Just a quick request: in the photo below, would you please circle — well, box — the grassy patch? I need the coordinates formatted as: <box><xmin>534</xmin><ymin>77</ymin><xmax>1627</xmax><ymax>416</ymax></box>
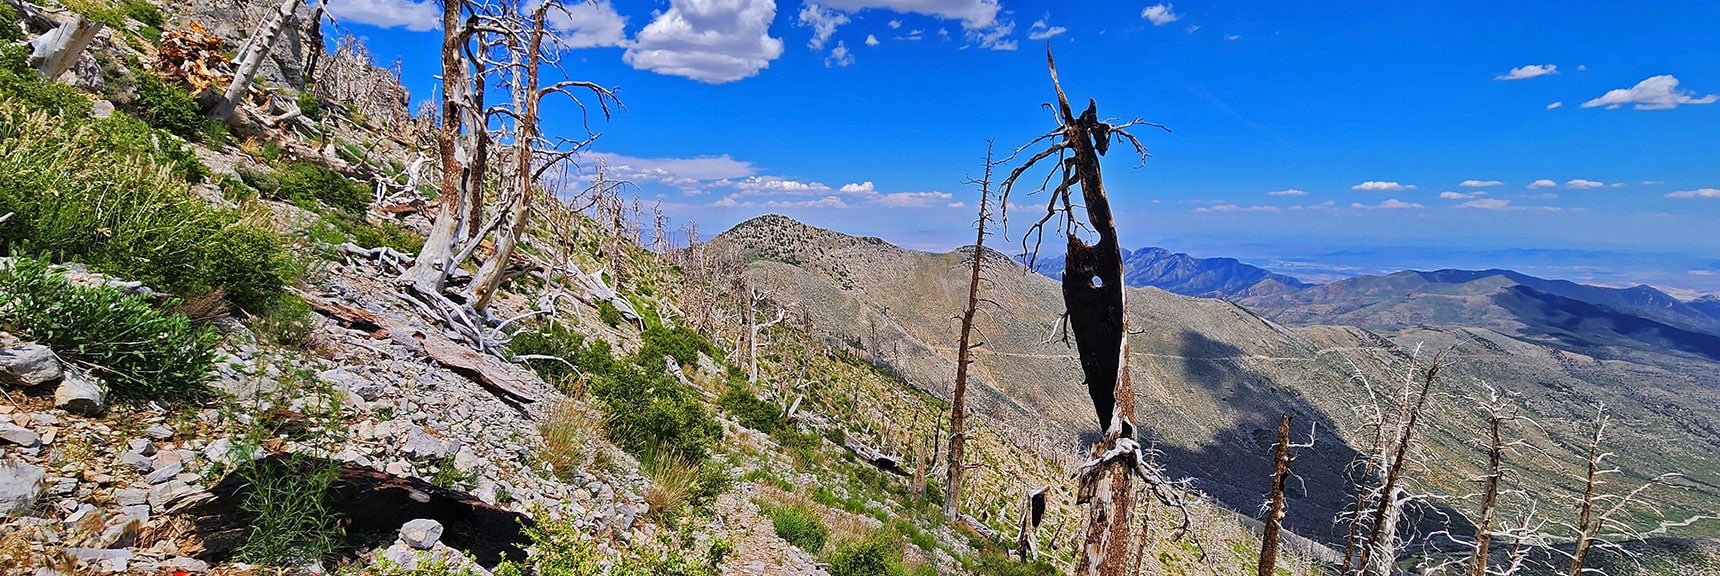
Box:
<box><xmin>767</xmin><ymin>504</ymin><xmax>830</xmax><ymax>553</ymax></box>
<box><xmin>643</xmin><ymin>452</ymin><xmax>699</xmax><ymax>522</ymax></box>
<box><xmin>0</xmin><ymin>257</ymin><xmax>218</xmax><ymax>400</ymax></box>
<box><xmin>232</xmin><ymin>455</ymin><xmax>343</xmax><ymax>566</ymax></box>
<box><xmin>536</xmin><ymin>400</ymin><xmax>604</xmax><ymax>481</ymax></box>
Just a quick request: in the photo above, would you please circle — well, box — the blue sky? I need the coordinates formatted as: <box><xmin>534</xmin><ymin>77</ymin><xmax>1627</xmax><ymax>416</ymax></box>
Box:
<box><xmin>326</xmin><ymin>0</ymin><xmax>1720</xmax><ymax>292</ymax></box>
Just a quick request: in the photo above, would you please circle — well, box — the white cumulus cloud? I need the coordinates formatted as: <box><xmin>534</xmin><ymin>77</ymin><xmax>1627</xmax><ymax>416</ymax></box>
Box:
<box><xmin>1582</xmin><ymin>75</ymin><xmax>1719</xmax><ymax>110</ymax></box>
<box><xmin>1667</xmin><ymin>188</ymin><xmax>1720</xmax><ymax>199</ymax></box>
<box><xmin>1440</xmin><ymin>191</ymin><xmax>1484</xmax><ymax>200</ymax></box>
<box><xmin>624</xmin><ymin>0</ymin><xmax>785</xmax><ymax>84</ymax></box>
<box><xmin>1267</xmin><ymin>189</ymin><xmax>1307</xmax><ymax>196</ymax></box>
<box><xmin>325</xmin><ymin>0</ymin><xmax>440</xmax><ymax>32</ymax></box>
<box><xmin>1351</xmin><ymin>181</ymin><xmax>1416</xmax><ymax>192</ymax></box>
<box><xmin>546</xmin><ymin>0</ymin><xmax>628</xmax><ymax>48</ymax></box>
<box><xmin>1496</xmin><ymin>64</ymin><xmax>1557</xmax><ymax>81</ymax></box>
<box><xmin>865</xmin><ymin>34</ymin><xmax>880</xmax><ymax>46</ymax></box>
<box><xmin>1527</xmin><ymin>179</ymin><xmax>1558</xmax><ymax>189</ymax></box>
<box><xmin>1140</xmin><ymin>3</ymin><xmax>1179</xmax><ymax>25</ymax></box>
<box><xmin>768</xmin><ymin>196</ymin><xmax>851</xmax><ymax>209</ymax></box>
<box><xmin>1564</xmin><ymin>179</ymin><xmax>1605</xmax><ymax>189</ymax></box>
<box><xmin>1195</xmin><ymin>204</ymin><xmax>1282</xmax><ymax>213</ymax></box>
<box><xmin>1460</xmin><ymin>180</ymin><xmax>1503</xmax><ymax>188</ymax></box>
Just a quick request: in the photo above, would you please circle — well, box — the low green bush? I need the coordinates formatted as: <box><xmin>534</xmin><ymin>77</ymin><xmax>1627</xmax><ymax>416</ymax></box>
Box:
<box><xmin>597</xmin><ymin>299</ymin><xmax>623</xmax><ymax>327</ymax></box>
<box><xmin>718</xmin><ymin>382</ymin><xmax>786</xmax><ymax>435</ymax></box>
<box><xmin>0</xmin><ymin>257</ymin><xmax>218</xmax><ymax>399</ymax></box>
<box><xmin>635</xmin><ymin>325</ymin><xmax>718</xmax><ymax>369</ymax></box>
<box><xmin>824</xmin><ymin>533</ymin><xmax>898</xmax><ymax>576</ymax></box>
<box><xmin>121</xmin><ymin>0</ymin><xmax>163</xmax><ymax>29</ymax></box>
<box><xmin>133</xmin><ymin>69</ymin><xmax>205</xmax><ymax>142</ymax></box>
<box><xmin>590</xmin><ymin>365</ymin><xmax>722</xmax><ymax>464</ymax></box>
<box><xmin>0</xmin><ymin>4</ymin><xmax>23</xmax><ymax>42</ymax></box>
<box><xmin>768</xmin><ymin>505</ymin><xmax>829</xmax><ymax>553</ymax></box>
<box><xmin>970</xmin><ymin>552</ymin><xmax>1061</xmax><ymax>576</ymax></box>
<box><xmin>297</xmin><ymin>90</ymin><xmax>323</xmax><ymax>122</ymax></box>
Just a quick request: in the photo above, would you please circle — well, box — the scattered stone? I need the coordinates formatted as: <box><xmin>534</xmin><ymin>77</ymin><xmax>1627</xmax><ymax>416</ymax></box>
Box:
<box><xmin>118</xmin><ymin>451</ymin><xmax>153</xmax><ymax>474</ymax></box>
<box><xmin>127</xmin><ymin>438</ymin><xmax>156</xmax><ymax>456</ymax></box>
<box><xmin>142</xmin><ymin>425</ymin><xmax>174</xmax><ymax>440</ymax></box>
<box><xmin>147</xmin><ymin>480</ymin><xmax>212</xmax><ymax>514</ymax></box>
<box><xmin>403</xmin><ymin>427</ymin><xmax>461</xmax><ymax>460</ymax></box>
<box><xmin>160</xmin><ymin>557</ymin><xmax>209</xmax><ymax>573</ymax></box>
<box><xmin>67</xmin><ymin>548</ymin><xmax>130</xmax><ymax>573</ymax></box>
<box><xmin>144</xmin><ymin>462</ymin><xmax>183</xmax><ymax>485</ymax></box>
<box><xmin>30</xmin><ymin>413</ymin><xmax>60</xmax><ymax>426</ymax></box>
<box><xmin>399</xmin><ymin>518</ymin><xmax>444</xmax><ymax>550</ymax></box>
<box><xmin>0</xmin><ymin>423</ymin><xmax>40</xmax><ymax>447</ymax></box>
<box><xmin>54</xmin><ymin>369</ymin><xmax>106</xmax><ymax>415</ymax></box>
<box><xmin>0</xmin><ymin>461</ymin><xmax>47</xmax><ymax>515</ymax></box>
<box><xmin>204</xmin><ymin>438</ymin><xmax>235</xmax><ymax>465</ymax></box>
<box><xmin>0</xmin><ymin>344</ymin><xmax>62</xmax><ymax>388</ymax></box>
<box><xmin>90</xmin><ymin>99</ymin><xmax>115</xmax><ymax>119</ymax></box>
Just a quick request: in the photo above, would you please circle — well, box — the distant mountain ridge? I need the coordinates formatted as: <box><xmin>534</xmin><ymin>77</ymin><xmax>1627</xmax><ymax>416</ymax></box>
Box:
<box><xmin>1024</xmin><ymin>247</ymin><xmax>1311</xmax><ymax>298</ymax></box>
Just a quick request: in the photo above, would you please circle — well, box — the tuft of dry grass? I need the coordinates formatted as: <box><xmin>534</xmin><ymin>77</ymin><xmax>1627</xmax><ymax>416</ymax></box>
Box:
<box><xmin>537</xmin><ymin>400</ymin><xmax>603</xmax><ymax>481</ymax></box>
<box><xmin>643</xmin><ymin>452</ymin><xmax>699</xmax><ymax>520</ymax></box>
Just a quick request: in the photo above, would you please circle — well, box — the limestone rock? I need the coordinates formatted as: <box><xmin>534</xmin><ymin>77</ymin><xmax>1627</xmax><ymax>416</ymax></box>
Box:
<box><xmin>54</xmin><ymin>369</ymin><xmax>105</xmax><ymax>415</ymax></box>
<box><xmin>399</xmin><ymin>518</ymin><xmax>444</xmax><ymax>550</ymax></box>
<box><xmin>0</xmin><ymin>423</ymin><xmax>40</xmax><ymax>447</ymax></box>
<box><xmin>0</xmin><ymin>460</ymin><xmax>47</xmax><ymax>515</ymax></box>
<box><xmin>0</xmin><ymin>344</ymin><xmax>61</xmax><ymax>388</ymax></box>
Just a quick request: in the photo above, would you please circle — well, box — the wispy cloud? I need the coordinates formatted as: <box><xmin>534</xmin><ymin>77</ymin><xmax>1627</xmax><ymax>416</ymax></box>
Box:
<box><xmin>798</xmin><ymin>3</ymin><xmax>850</xmax><ymax>50</ymax></box>
<box><xmin>1582</xmin><ymin>75</ymin><xmax>1718</xmax><ymax>110</ymax></box>
<box><xmin>1496</xmin><ymin>64</ymin><xmax>1558</xmax><ymax>81</ymax></box>
<box><xmin>1457</xmin><ymin>198</ymin><xmax>1511</xmax><ymax>209</ymax></box>
<box><xmin>1546</xmin><ymin>101</ymin><xmax>1563</xmax><ymax>110</ymax></box>
<box><xmin>1667</xmin><ymin>188</ymin><xmax>1720</xmax><ymax>199</ymax></box>
<box><xmin>1267</xmin><ymin>189</ymin><xmax>1307</xmax><ymax>196</ymax></box>
<box><xmin>1223</xmin><ymin>34</ymin><xmax>1239</xmax><ymax>41</ymax></box>
<box><xmin>1195</xmin><ymin>204</ymin><xmax>1282</xmax><ymax>213</ymax></box>
<box><xmin>544</xmin><ymin>0</ymin><xmax>628</xmax><ymax>48</ymax></box>
<box><xmin>1527</xmin><ymin>179</ymin><xmax>1558</xmax><ymax>189</ymax></box>
<box><xmin>1351</xmin><ymin>181</ymin><xmax>1416</xmax><ymax>192</ymax></box>
<box><xmin>865</xmin><ymin>34</ymin><xmax>880</xmax><ymax>46</ymax></box>
<box><xmin>1460</xmin><ymin>179</ymin><xmax>1503</xmax><ymax>188</ymax></box>
<box><xmin>1350</xmin><ymin>199</ymin><xmax>1424</xmax><ymax>210</ymax></box>
<box><xmin>1440</xmin><ymin>191</ymin><xmax>1484</xmax><ymax>200</ymax></box>
<box><xmin>825</xmin><ymin>41</ymin><xmax>854</xmax><ymax>67</ymax></box>
<box><xmin>1028</xmin><ymin>14</ymin><xmax>1067</xmax><ymax>40</ymax></box>
<box><xmin>1141</xmin><ymin>3</ymin><xmax>1180</xmax><ymax>26</ymax></box>
<box><xmin>1564</xmin><ymin>179</ymin><xmax>1605</xmax><ymax>189</ymax></box>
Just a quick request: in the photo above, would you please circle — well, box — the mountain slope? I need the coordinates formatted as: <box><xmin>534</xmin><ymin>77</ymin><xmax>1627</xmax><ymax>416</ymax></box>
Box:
<box><xmin>710</xmin><ymin>215</ymin><xmax>1720</xmax><ymax>545</ymax></box>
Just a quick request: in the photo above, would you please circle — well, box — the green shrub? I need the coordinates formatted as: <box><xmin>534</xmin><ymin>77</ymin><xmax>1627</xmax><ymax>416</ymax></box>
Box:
<box><xmin>970</xmin><ymin>552</ymin><xmax>1061</xmax><ymax>576</ymax></box>
<box><xmin>824</xmin><ymin>533</ymin><xmax>898</xmax><ymax>576</ymax></box>
<box><xmin>0</xmin><ymin>4</ymin><xmax>23</xmax><ymax>42</ymax></box>
<box><xmin>275</xmin><ymin>162</ymin><xmax>370</xmax><ymax>215</ymax></box>
<box><xmin>508</xmin><ymin>321</ymin><xmax>616</xmax><ymax>386</ymax></box>
<box><xmin>0</xmin><ymin>97</ymin><xmax>285</xmax><ymax>310</ymax></box>
<box><xmin>590</xmin><ymin>366</ymin><xmax>721</xmax><ymax>464</ymax></box>
<box><xmin>768</xmin><ymin>505</ymin><xmax>829</xmax><ymax>553</ymax></box>
<box><xmin>348</xmin><ymin>220</ymin><xmax>422</xmax><ymax>254</ymax></box>
<box><xmin>718</xmin><ymin>382</ymin><xmax>787</xmax><ymax>434</ymax></box>
<box><xmin>597</xmin><ymin>299</ymin><xmax>624</xmax><ymax>327</ymax></box>
<box><xmin>251</xmin><ymin>293</ymin><xmax>316</xmax><ymax>347</ymax></box>
<box><xmin>297</xmin><ymin>90</ymin><xmax>323</xmax><ymax>122</ymax></box>
<box><xmin>133</xmin><ymin>70</ymin><xmax>205</xmax><ymax>142</ymax></box>
<box><xmin>635</xmin><ymin>325</ymin><xmax>717</xmax><ymax>369</ymax></box>
<box><xmin>120</xmin><ymin>0</ymin><xmax>163</xmax><ymax>28</ymax></box>
<box><xmin>0</xmin><ymin>257</ymin><xmax>218</xmax><ymax>399</ymax></box>
<box><xmin>232</xmin><ymin>455</ymin><xmax>344</xmax><ymax>566</ymax></box>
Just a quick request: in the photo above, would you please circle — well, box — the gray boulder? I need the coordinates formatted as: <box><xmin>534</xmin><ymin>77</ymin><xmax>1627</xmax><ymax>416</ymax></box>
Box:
<box><xmin>0</xmin><ymin>460</ymin><xmax>47</xmax><ymax>516</ymax></box>
<box><xmin>0</xmin><ymin>344</ymin><xmax>62</xmax><ymax>388</ymax></box>
<box><xmin>399</xmin><ymin>518</ymin><xmax>444</xmax><ymax>550</ymax></box>
<box><xmin>54</xmin><ymin>369</ymin><xmax>105</xmax><ymax>415</ymax></box>
<box><xmin>0</xmin><ymin>423</ymin><xmax>40</xmax><ymax>447</ymax></box>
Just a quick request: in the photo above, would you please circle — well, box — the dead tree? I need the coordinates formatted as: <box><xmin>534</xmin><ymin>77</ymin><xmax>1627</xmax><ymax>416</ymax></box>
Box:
<box><xmin>1355</xmin><ymin>349</ymin><xmax>1448</xmax><ymax>576</ymax></box>
<box><xmin>997</xmin><ymin>48</ymin><xmax>1167</xmax><ymax>576</ymax></box>
<box><xmin>27</xmin><ymin>15</ymin><xmax>102</xmax><ymax>80</ymax></box>
<box><xmin>397</xmin><ymin>0</ymin><xmax>616</xmax><ymax>331</ymax></box>
<box><xmin>946</xmin><ymin>142</ymin><xmax>996</xmax><ymax>519</ymax></box>
<box><xmin>1018</xmin><ymin>485</ymin><xmax>1050</xmax><ymax>561</ymax></box>
<box><xmin>1259</xmin><ymin>415</ymin><xmax>1293</xmax><ymax>576</ymax></box>
<box><xmin>213</xmin><ymin>0</ymin><xmax>300</xmax><ymax>121</ymax></box>
<box><xmin>1560</xmin><ymin>403</ymin><xmax>1690</xmax><ymax>576</ymax></box>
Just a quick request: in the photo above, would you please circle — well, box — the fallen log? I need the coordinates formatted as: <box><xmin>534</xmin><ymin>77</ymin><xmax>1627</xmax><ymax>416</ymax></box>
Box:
<box><xmin>297</xmin><ymin>291</ymin><xmax>546</xmax><ymax>407</ymax></box>
<box><xmin>179</xmin><ymin>455</ymin><xmax>531</xmax><ymax>568</ymax></box>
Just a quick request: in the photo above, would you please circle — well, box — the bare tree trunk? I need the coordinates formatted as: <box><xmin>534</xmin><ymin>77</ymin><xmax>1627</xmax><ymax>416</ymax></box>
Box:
<box><xmin>27</xmin><ymin>16</ymin><xmax>103</xmax><ymax>80</ymax></box>
<box><xmin>214</xmin><ymin>0</ymin><xmax>300</xmax><ymax>121</ymax></box>
<box><xmin>1259</xmin><ymin>414</ymin><xmax>1292</xmax><ymax>576</ymax></box>
<box><xmin>400</xmin><ymin>0</ymin><xmax>473</xmax><ymax>296</ymax></box>
<box><xmin>470</xmin><ymin>4</ymin><xmax>547</xmax><ymax>311</ymax></box>
<box><xmin>1568</xmin><ymin>408</ymin><xmax>1605</xmax><ymax>576</ymax></box>
<box><xmin>945</xmin><ymin>143</ymin><xmax>995</xmax><ymax>519</ymax></box>
<box><xmin>1471</xmin><ymin>403</ymin><xmax>1506</xmax><ymax>576</ymax></box>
